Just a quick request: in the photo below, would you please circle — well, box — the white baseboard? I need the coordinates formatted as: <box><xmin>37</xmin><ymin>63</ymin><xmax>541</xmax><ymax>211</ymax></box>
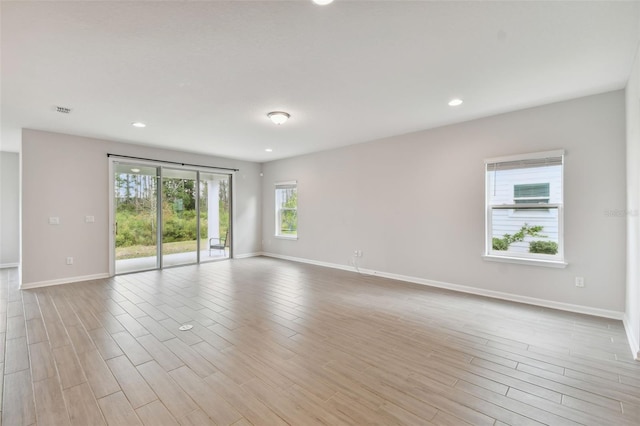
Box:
<box><xmin>262</xmin><ymin>252</ymin><xmax>624</xmax><ymax>320</ymax></box>
<box><xmin>0</xmin><ymin>263</ymin><xmax>19</xmax><ymax>269</ymax></box>
<box><xmin>21</xmin><ymin>273</ymin><xmax>110</xmax><ymax>290</ymax></box>
<box><xmin>261</xmin><ymin>252</ymin><xmax>356</xmax><ymax>272</ymax></box>
<box><xmin>623</xmin><ymin>315</ymin><xmax>640</xmax><ymax>360</ymax></box>
<box><xmin>233</xmin><ymin>252</ymin><xmax>263</xmax><ymax>259</ymax></box>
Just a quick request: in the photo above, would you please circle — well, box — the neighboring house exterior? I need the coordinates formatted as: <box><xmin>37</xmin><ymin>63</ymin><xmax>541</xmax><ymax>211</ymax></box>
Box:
<box><xmin>488</xmin><ymin>164</ymin><xmax>562</xmax><ymax>255</ymax></box>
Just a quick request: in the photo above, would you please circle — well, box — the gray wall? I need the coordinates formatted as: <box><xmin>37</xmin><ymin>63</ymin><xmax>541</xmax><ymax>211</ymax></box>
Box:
<box><xmin>262</xmin><ymin>91</ymin><xmax>627</xmax><ymax>314</ymax></box>
<box><xmin>626</xmin><ymin>41</ymin><xmax>640</xmax><ymax>358</ymax></box>
<box><xmin>0</xmin><ymin>152</ymin><xmax>20</xmax><ymax>266</ymax></box>
<box><xmin>21</xmin><ymin>130</ymin><xmax>262</xmax><ymax>286</ymax></box>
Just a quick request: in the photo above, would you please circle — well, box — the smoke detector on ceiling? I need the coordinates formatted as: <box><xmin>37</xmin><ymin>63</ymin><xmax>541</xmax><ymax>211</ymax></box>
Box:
<box><xmin>55</xmin><ymin>106</ymin><xmax>72</xmax><ymax>114</ymax></box>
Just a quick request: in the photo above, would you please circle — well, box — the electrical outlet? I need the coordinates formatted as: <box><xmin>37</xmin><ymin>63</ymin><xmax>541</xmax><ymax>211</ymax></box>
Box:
<box><xmin>575</xmin><ymin>277</ymin><xmax>584</xmax><ymax>288</ymax></box>
<box><xmin>66</xmin><ymin>257</ymin><xmax>73</xmax><ymax>265</ymax></box>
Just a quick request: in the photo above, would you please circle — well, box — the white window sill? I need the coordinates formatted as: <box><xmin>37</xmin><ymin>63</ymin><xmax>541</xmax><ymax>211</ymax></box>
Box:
<box><xmin>482</xmin><ymin>254</ymin><xmax>568</xmax><ymax>269</ymax></box>
<box><xmin>275</xmin><ymin>235</ymin><xmax>298</xmax><ymax>241</ymax></box>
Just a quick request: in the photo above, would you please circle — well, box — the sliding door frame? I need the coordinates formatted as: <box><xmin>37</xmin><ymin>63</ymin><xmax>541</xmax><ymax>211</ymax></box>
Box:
<box><xmin>108</xmin><ymin>157</ymin><xmax>235</xmax><ymax>277</ymax></box>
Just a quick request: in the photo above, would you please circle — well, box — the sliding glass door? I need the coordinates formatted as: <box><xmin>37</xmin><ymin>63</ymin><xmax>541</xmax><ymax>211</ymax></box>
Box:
<box><xmin>161</xmin><ymin>169</ymin><xmax>198</xmax><ymax>267</ymax></box>
<box><xmin>200</xmin><ymin>172</ymin><xmax>231</xmax><ymax>261</ymax></box>
<box><xmin>112</xmin><ymin>160</ymin><xmax>231</xmax><ymax>274</ymax></box>
<box><xmin>114</xmin><ymin>164</ymin><xmax>160</xmax><ymax>274</ymax></box>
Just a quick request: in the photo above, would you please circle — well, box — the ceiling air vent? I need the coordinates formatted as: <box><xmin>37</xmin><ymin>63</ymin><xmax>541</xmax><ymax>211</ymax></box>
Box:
<box><xmin>55</xmin><ymin>106</ymin><xmax>72</xmax><ymax>114</ymax></box>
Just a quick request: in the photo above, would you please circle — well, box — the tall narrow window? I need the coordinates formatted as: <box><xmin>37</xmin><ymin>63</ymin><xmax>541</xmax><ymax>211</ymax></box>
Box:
<box><xmin>485</xmin><ymin>150</ymin><xmax>565</xmax><ymax>266</ymax></box>
<box><xmin>275</xmin><ymin>181</ymin><xmax>297</xmax><ymax>239</ymax></box>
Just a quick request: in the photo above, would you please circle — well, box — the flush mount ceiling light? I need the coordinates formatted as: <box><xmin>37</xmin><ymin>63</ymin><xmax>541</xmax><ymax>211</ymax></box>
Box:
<box><xmin>267</xmin><ymin>111</ymin><xmax>290</xmax><ymax>125</ymax></box>
<box><xmin>312</xmin><ymin>0</ymin><xmax>334</xmax><ymax>5</ymax></box>
<box><xmin>265</xmin><ymin>148</ymin><xmax>273</xmax><ymax>152</ymax></box>
<box><xmin>130</xmin><ymin>168</ymin><xmax>141</xmax><ymax>173</ymax></box>
<box><xmin>131</xmin><ymin>121</ymin><xmax>146</xmax><ymax>128</ymax></box>
<box><xmin>448</xmin><ymin>98</ymin><xmax>463</xmax><ymax>107</ymax></box>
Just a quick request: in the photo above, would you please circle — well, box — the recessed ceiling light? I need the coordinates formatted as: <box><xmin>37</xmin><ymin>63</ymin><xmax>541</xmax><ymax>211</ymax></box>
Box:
<box><xmin>267</xmin><ymin>111</ymin><xmax>290</xmax><ymax>125</ymax></box>
<box><xmin>265</xmin><ymin>148</ymin><xmax>273</xmax><ymax>152</ymax></box>
<box><xmin>448</xmin><ymin>99</ymin><xmax>463</xmax><ymax>107</ymax></box>
<box><xmin>312</xmin><ymin>0</ymin><xmax>334</xmax><ymax>5</ymax></box>
<box><xmin>131</xmin><ymin>122</ymin><xmax>146</xmax><ymax>128</ymax></box>
<box><xmin>131</xmin><ymin>168</ymin><xmax>141</xmax><ymax>173</ymax></box>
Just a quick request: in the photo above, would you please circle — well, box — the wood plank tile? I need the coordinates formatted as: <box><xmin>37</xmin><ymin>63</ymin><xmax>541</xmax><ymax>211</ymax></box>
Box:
<box><xmin>118</xmin><ymin>300</ymin><xmax>147</xmax><ymax>319</ymax></box>
<box><xmin>136</xmin><ymin>361</ymin><xmax>198</xmax><ymax>419</ymax></box>
<box><xmin>136</xmin><ymin>302</ymin><xmax>169</xmax><ymax>321</ymax></box>
<box><xmin>204</xmin><ymin>371</ymin><xmax>289</xmax><ymax>426</ymax></box>
<box><xmin>33</xmin><ymin>376</ymin><xmax>71</xmax><ymax>426</ymax></box>
<box><xmin>191</xmin><ymin>341</ymin><xmax>256</xmax><ymax>385</ymax></box>
<box><xmin>4</xmin><ymin>336</ymin><xmax>30</xmax><ymax>373</ymax></box>
<box><xmin>135</xmin><ymin>400</ymin><xmax>179</xmax><ymax>426</ymax></box>
<box><xmin>6</xmin><ymin>300</ymin><xmax>24</xmax><ymax>318</ymax></box>
<box><xmin>64</xmin><ymin>382</ymin><xmax>106</xmax><ymax>426</ymax></box>
<box><xmin>136</xmin><ymin>315</ymin><xmax>176</xmax><ymax>342</ymax></box>
<box><xmin>158</xmin><ymin>318</ymin><xmax>203</xmax><ymax>345</ymax></box>
<box><xmin>29</xmin><ymin>341</ymin><xmax>57</xmax><ymax>382</ymax></box>
<box><xmin>169</xmin><ymin>366</ymin><xmax>242</xmax><ymax>425</ymax></box>
<box><xmin>116</xmin><ymin>313</ymin><xmax>150</xmax><ymax>338</ymax></box>
<box><xmin>177</xmin><ymin>409</ymin><xmax>215</xmax><ymax>426</ymax></box>
<box><xmin>137</xmin><ymin>334</ymin><xmax>185</xmax><ymax>372</ymax></box>
<box><xmin>241</xmin><ymin>377</ymin><xmax>342</xmax><ymax>426</ymax></box>
<box><xmin>66</xmin><ymin>324</ymin><xmax>97</xmax><ymax>354</ymax></box>
<box><xmin>52</xmin><ymin>345</ymin><xmax>86</xmax><ymax>389</ymax></box>
<box><xmin>88</xmin><ymin>327</ymin><xmax>124</xmax><ymax>360</ymax></box>
<box><xmin>323</xmin><ymin>391</ymin><xmax>399</xmax><ymax>425</ymax></box>
<box><xmin>111</xmin><ymin>331</ymin><xmax>153</xmax><ymax>366</ymax></box>
<box><xmin>42</xmin><ymin>315</ymin><xmax>71</xmax><ymax>349</ymax></box>
<box><xmin>106</xmin><ymin>355</ymin><xmax>157</xmax><ymax>409</ymax></box>
<box><xmin>26</xmin><ymin>317</ymin><xmax>48</xmax><ymax>344</ymax></box>
<box><xmin>0</xmin><ymin>361</ymin><xmax>3</xmax><ymax>404</ymax></box>
<box><xmin>94</xmin><ymin>310</ymin><xmax>127</xmax><ymax>334</ymax></box>
<box><xmin>162</xmin><ymin>337</ymin><xmax>216</xmax><ymax>378</ymax></box>
<box><xmin>6</xmin><ymin>315</ymin><xmax>26</xmax><ymax>340</ymax></box>
<box><xmin>0</xmin><ymin>332</ymin><xmax>5</xmax><ymax>364</ymax></box>
<box><xmin>507</xmin><ymin>387</ymin><xmax>622</xmax><ymax>426</ymax></box>
<box><xmin>380</xmin><ymin>401</ymin><xmax>439</xmax><ymax>425</ymax></box>
<box><xmin>74</xmin><ymin>307</ymin><xmax>103</xmax><ymax>331</ymax></box>
<box><xmin>76</xmin><ymin>349</ymin><xmax>121</xmax><ymax>398</ymax></box>
<box><xmin>430</xmin><ymin>410</ymin><xmax>474</xmax><ymax>426</ymax></box>
<box><xmin>2</xmin><ymin>369</ymin><xmax>36</xmax><ymax>425</ymax></box>
<box><xmin>98</xmin><ymin>391</ymin><xmax>143</xmax><ymax>426</ymax></box>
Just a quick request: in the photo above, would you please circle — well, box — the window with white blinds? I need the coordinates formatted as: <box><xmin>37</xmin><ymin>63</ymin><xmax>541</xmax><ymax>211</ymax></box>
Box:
<box><xmin>485</xmin><ymin>150</ymin><xmax>565</xmax><ymax>265</ymax></box>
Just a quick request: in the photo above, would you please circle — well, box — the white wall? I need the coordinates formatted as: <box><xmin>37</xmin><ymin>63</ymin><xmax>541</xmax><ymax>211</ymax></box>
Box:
<box><xmin>263</xmin><ymin>91</ymin><xmax>627</xmax><ymax>315</ymax></box>
<box><xmin>0</xmin><ymin>152</ymin><xmax>20</xmax><ymax>266</ymax></box>
<box><xmin>626</xmin><ymin>43</ymin><xmax>640</xmax><ymax>359</ymax></box>
<box><xmin>21</xmin><ymin>130</ymin><xmax>262</xmax><ymax>287</ymax></box>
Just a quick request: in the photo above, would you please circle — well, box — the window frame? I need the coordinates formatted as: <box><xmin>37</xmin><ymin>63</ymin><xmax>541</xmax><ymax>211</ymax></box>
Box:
<box><xmin>274</xmin><ymin>181</ymin><xmax>298</xmax><ymax>240</ymax></box>
<box><xmin>483</xmin><ymin>150</ymin><xmax>567</xmax><ymax>268</ymax></box>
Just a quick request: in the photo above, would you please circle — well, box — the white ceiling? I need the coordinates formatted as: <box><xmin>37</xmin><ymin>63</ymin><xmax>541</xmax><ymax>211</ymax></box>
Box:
<box><xmin>2</xmin><ymin>1</ymin><xmax>639</xmax><ymax>162</ymax></box>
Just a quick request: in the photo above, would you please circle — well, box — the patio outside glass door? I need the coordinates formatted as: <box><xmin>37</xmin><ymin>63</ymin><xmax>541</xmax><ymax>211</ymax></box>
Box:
<box><xmin>200</xmin><ymin>172</ymin><xmax>231</xmax><ymax>262</ymax></box>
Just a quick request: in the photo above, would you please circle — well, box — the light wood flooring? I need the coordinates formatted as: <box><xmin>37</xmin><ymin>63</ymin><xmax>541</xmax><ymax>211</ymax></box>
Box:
<box><xmin>1</xmin><ymin>257</ymin><xmax>639</xmax><ymax>425</ymax></box>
